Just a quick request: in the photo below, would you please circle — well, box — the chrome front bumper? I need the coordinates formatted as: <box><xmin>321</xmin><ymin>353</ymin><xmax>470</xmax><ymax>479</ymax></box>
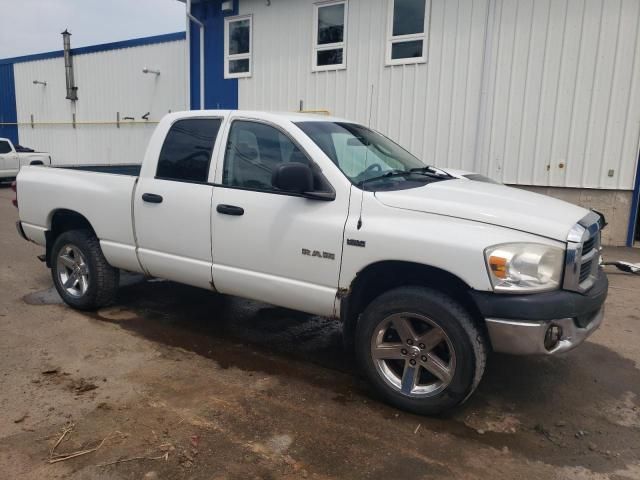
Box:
<box><xmin>485</xmin><ymin>307</ymin><xmax>604</xmax><ymax>355</ymax></box>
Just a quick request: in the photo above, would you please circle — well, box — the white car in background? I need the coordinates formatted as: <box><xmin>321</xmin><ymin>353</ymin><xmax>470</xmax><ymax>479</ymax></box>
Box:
<box><xmin>0</xmin><ymin>138</ymin><xmax>51</xmax><ymax>182</ymax></box>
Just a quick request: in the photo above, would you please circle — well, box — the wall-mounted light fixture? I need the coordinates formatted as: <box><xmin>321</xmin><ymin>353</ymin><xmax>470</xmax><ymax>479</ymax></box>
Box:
<box><xmin>33</xmin><ymin>80</ymin><xmax>47</xmax><ymax>86</ymax></box>
<box><xmin>142</xmin><ymin>67</ymin><xmax>160</xmax><ymax>76</ymax></box>
<box><xmin>222</xmin><ymin>0</ymin><xmax>233</xmax><ymax>12</ymax></box>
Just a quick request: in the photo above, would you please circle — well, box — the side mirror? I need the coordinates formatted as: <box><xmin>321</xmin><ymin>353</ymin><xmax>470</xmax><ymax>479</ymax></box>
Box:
<box><xmin>272</xmin><ymin>162</ymin><xmax>314</xmax><ymax>194</ymax></box>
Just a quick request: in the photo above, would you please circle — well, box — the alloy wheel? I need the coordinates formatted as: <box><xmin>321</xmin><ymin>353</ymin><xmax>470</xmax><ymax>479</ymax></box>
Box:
<box><xmin>56</xmin><ymin>244</ymin><xmax>90</xmax><ymax>297</ymax></box>
<box><xmin>370</xmin><ymin>313</ymin><xmax>456</xmax><ymax>397</ymax></box>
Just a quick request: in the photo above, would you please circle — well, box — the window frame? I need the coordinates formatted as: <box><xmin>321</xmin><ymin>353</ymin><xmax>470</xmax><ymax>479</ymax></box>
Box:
<box><xmin>220</xmin><ymin>118</ymin><xmax>335</xmax><ymax>198</ymax></box>
<box><xmin>312</xmin><ymin>0</ymin><xmax>348</xmax><ymax>72</ymax></box>
<box><xmin>385</xmin><ymin>0</ymin><xmax>430</xmax><ymax>66</ymax></box>
<box><xmin>224</xmin><ymin>14</ymin><xmax>253</xmax><ymax>79</ymax></box>
<box><xmin>154</xmin><ymin>117</ymin><xmax>223</xmax><ymax>184</ymax></box>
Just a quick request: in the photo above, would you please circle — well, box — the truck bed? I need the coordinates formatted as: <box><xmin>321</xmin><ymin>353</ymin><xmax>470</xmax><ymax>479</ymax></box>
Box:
<box><xmin>56</xmin><ymin>164</ymin><xmax>141</xmax><ymax>176</ymax></box>
<box><xmin>17</xmin><ymin>165</ymin><xmax>139</xmax><ymax>265</ymax></box>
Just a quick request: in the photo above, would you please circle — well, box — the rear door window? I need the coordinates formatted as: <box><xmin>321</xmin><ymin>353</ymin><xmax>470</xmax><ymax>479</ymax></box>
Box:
<box><xmin>156</xmin><ymin>118</ymin><xmax>222</xmax><ymax>182</ymax></box>
<box><xmin>0</xmin><ymin>141</ymin><xmax>12</xmax><ymax>154</ymax></box>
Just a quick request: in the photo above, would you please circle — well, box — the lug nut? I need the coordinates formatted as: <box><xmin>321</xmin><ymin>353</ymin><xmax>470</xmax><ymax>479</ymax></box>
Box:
<box><xmin>407</xmin><ymin>339</ymin><xmax>414</xmax><ymax>346</ymax></box>
<box><xmin>409</xmin><ymin>359</ymin><xmax>416</xmax><ymax>366</ymax></box>
<box><xmin>421</xmin><ymin>355</ymin><xmax>427</xmax><ymax>362</ymax></box>
<box><xmin>419</xmin><ymin>343</ymin><xmax>425</xmax><ymax>349</ymax></box>
<box><xmin>401</xmin><ymin>349</ymin><xmax>408</xmax><ymax>355</ymax></box>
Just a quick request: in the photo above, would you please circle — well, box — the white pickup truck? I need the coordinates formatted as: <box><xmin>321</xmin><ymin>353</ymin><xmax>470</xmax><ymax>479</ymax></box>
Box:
<box><xmin>14</xmin><ymin>111</ymin><xmax>608</xmax><ymax>414</ymax></box>
<box><xmin>0</xmin><ymin>138</ymin><xmax>51</xmax><ymax>181</ymax></box>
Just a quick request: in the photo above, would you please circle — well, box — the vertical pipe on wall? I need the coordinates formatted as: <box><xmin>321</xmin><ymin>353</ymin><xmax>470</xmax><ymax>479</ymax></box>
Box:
<box><xmin>186</xmin><ymin>0</ymin><xmax>205</xmax><ymax>110</ymax></box>
<box><xmin>62</xmin><ymin>30</ymin><xmax>78</xmax><ymax>101</ymax></box>
<box><xmin>185</xmin><ymin>0</ymin><xmax>191</xmax><ymax>109</ymax></box>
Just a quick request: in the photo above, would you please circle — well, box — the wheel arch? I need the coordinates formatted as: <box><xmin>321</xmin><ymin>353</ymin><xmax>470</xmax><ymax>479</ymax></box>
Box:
<box><xmin>340</xmin><ymin>260</ymin><xmax>487</xmax><ymax>349</ymax></box>
<box><xmin>45</xmin><ymin>209</ymin><xmax>97</xmax><ymax>267</ymax></box>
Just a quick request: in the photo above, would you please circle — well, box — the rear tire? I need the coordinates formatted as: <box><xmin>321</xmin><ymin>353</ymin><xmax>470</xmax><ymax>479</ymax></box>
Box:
<box><xmin>355</xmin><ymin>286</ymin><xmax>486</xmax><ymax>415</ymax></box>
<box><xmin>51</xmin><ymin>230</ymin><xmax>119</xmax><ymax>310</ymax></box>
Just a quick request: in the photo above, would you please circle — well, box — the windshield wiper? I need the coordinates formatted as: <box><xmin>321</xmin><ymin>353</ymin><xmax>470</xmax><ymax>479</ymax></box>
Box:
<box><xmin>358</xmin><ymin>169</ymin><xmax>410</xmax><ymax>186</ymax></box>
<box><xmin>408</xmin><ymin>166</ymin><xmax>453</xmax><ymax>178</ymax></box>
<box><xmin>358</xmin><ymin>166</ymin><xmax>452</xmax><ymax>187</ymax></box>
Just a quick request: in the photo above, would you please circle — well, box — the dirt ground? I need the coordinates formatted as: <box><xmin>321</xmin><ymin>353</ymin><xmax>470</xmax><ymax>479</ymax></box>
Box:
<box><xmin>0</xmin><ymin>186</ymin><xmax>639</xmax><ymax>480</ymax></box>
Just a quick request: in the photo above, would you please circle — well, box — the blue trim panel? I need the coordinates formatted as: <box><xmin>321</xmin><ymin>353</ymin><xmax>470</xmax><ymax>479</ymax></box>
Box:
<box><xmin>189</xmin><ymin>17</ymin><xmax>201</xmax><ymax>110</ymax></box>
<box><xmin>190</xmin><ymin>0</ymin><xmax>238</xmax><ymax>110</ymax></box>
<box><xmin>0</xmin><ymin>32</ymin><xmax>186</xmax><ymax>65</ymax></box>
<box><xmin>627</xmin><ymin>155</ymin><xmax>640</xmax><ymax>246</ymax></box>
<box><xmin>0</xmin><ymin>63</ymin><xmax>18</xmax><ymax>144</ymax></box>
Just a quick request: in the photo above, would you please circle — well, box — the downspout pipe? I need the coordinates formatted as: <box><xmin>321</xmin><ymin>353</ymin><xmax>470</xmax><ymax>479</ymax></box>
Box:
<box><xmin>186</xmin><ymin>0</ymin><xmax>205</xmax><ymax>110</ymax></box>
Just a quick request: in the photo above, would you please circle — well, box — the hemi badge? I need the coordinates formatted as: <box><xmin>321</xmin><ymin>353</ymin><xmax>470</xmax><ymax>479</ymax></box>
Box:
<box><xmin>347</xmin><ymin>239</ymin><xmax>366</xmax><ymax>248</ymax></box>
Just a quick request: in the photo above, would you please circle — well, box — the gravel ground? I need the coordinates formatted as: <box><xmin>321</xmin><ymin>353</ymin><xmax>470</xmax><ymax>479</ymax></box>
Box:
<box><xmin>0</xmin><ymin>185</ymin><xmax>639</xmax><ymax>479</ymax></box>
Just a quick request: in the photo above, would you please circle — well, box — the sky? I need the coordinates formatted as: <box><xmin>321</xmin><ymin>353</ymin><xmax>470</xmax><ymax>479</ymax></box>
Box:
<box><xmin>0</xmin><ymin>0</ymin><xmax>186</xmax><ymax>59</ymax></box>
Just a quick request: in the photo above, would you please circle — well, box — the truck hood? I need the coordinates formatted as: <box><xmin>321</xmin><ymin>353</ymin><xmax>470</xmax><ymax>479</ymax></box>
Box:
<box><xmin>374</xmin><ymin>179</ymin><xmax>589</xmax><ymax>241</ymax></box>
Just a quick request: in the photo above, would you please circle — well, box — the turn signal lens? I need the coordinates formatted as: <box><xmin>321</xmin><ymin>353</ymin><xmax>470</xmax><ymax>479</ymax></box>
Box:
<box><xmin>489</xmin><ymin>256</ymin><xmax>507</xmax><ymax>278</ymax></box>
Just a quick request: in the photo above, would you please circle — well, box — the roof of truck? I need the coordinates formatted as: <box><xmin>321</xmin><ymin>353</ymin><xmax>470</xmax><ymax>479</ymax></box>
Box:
<box><xmin>165</xmin><ymin>110</ymin><xmax>350</xmax><ymax>124</ymax></box>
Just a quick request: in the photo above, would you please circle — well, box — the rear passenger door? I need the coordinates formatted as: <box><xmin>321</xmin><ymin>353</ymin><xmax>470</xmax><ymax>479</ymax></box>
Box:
<box><xmin>133</xmin><ymin>117</ymin><xmax>222</xmax><ymax>289</ymax></box>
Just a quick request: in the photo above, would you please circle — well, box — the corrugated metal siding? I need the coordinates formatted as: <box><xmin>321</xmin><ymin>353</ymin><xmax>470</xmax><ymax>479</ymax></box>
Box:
<box><xmin>239</xmin><ymin>0</ymin><xmax>490</xmax><ymax>174</ymax></box>
<box><xmin>13</xmin><ymin>39</ymin><xmax>186</xmax><ymax>165</ymax></box>
<box><xmin>238</xmin><ymin>0</ymin><xmax>640</xmax><ymax>190</ymax></box>
<box><xmin>478</xmin><ymin>0</ymin><xmax>640</xmax><ymax>189</ymax></box>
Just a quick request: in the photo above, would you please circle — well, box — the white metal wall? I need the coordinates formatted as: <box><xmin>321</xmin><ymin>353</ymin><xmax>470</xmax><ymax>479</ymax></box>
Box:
<box><xmin>239</xmin><ymin>0</ymin><xmax>490</xmax><ymax>176</ymax></box>
<box><xmin>14</xmin><ymin>40</ymin><xmax>186</xmax><ymax>165</ymax></box>
<box><xmin>238</xmin><ymin>0</ymin><xmax>640</xmax><ymax>190</ymax></box>
<box><xmin>478</xmin><ymin>0</ymin><xmax>640</xmax><ymax>190</ymax></box>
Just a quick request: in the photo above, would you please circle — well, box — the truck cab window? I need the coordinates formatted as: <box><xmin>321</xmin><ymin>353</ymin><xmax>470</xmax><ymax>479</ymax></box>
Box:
<box><xmin>223</xmin><ymin>120</ymin><xmax>311</xmax><ymax>191</ymax></box>
<box><xmin>156</xmin><ymin>118</ymin><xmax>221</xmax><ymax>183</ymax></box>
<box><xmin>0</xmin><ymin>141</ymin><xmax>12</xmax><ymax>154</ymax></box>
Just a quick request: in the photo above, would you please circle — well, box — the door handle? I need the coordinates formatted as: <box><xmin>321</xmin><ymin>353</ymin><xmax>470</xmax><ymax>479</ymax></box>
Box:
<box><xmin>142</xmin><ymin>193</ymin><xmax>163</xmax><ymax>204</ymax></box>
<box><xmin>216</xmin><ymin>204</ymin><xmax>244</xmax><ymax>216</ymax></box>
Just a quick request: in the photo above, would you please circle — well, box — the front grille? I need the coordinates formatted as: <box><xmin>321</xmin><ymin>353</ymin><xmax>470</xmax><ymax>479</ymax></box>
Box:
<box><xmin>582</xmin><ymin>236</ymin><xmax>596</xmax><ymax>256</ymax></box>
<box><xmin>579</xmin><ymin>260</ymin><xmax>593</xmax><ymax>283</ymax></box>
<box><xmin>564</xmin><ymin>211</ymin><xmax>602</xmax><ymax>293</ymax></box>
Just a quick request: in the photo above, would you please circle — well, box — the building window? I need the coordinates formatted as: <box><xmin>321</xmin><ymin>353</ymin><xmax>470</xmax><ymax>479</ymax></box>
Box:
<box><xmin>312</xmin><ymin>1</ymin><xmax>348</xmax><ymax>72</ymax></box>
<box><xmin>224</xmin><ymin>15</ymin><xmax>252</xmax><ymax>79</ymax></box>
<box><xmin>156</xmin><ymin>118</ymin><xmax>222</xmax><ymax>182</ymax></box>
<box><xmin>386</xmin><ymin>0</ymin><xmax>429</xmax><ymax>65</ymax></box>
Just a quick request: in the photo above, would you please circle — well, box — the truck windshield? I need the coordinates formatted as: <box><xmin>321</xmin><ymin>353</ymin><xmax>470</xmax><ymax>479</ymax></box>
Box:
<box><xmin>295</xmin><ymin>121</ymin><xmax>451</xmax><ymax>190</ymax></box>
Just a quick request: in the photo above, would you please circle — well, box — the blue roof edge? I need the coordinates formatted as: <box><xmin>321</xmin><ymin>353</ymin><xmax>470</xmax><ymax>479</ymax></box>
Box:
<box><xmin>0</xmin><ymin>31</ymin><xmax>186</xmax><ymax>65</ymax></box>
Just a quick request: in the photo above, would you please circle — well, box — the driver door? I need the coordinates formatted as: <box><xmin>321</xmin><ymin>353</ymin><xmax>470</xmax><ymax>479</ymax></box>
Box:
<box><xmin>211</xmin><ymin>119</ymin><xmax>349</xmax><ymax>317</ymax></box>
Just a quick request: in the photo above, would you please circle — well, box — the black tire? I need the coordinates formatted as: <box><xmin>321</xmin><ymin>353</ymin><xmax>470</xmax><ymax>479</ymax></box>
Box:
<box><xmin>355</xmin><ymin>286</ymin><xmax>486</xmax><ymax>415</ymax></box>
<box><xmin>51</xmin><ymin>230</ymin><xmax>119</xmax><ymax>310</ymax></box>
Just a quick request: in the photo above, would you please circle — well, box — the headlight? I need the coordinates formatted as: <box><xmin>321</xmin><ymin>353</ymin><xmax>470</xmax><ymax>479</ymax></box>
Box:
<box><xmin>484</xmin><ymin>243</ymin><xmax>564</xmax><ymax>293</ymax></box>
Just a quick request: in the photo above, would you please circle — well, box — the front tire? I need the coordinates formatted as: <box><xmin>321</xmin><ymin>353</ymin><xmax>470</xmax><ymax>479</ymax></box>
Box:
<box><xmin>355</xmin><ymin>286</ymin><xmax>486</xmax><ymax>415</ymax></box>
<box><xmin>51</xmin><ymin>230</ymin><xmax>119</xmax><ymax>310</ymax></box>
